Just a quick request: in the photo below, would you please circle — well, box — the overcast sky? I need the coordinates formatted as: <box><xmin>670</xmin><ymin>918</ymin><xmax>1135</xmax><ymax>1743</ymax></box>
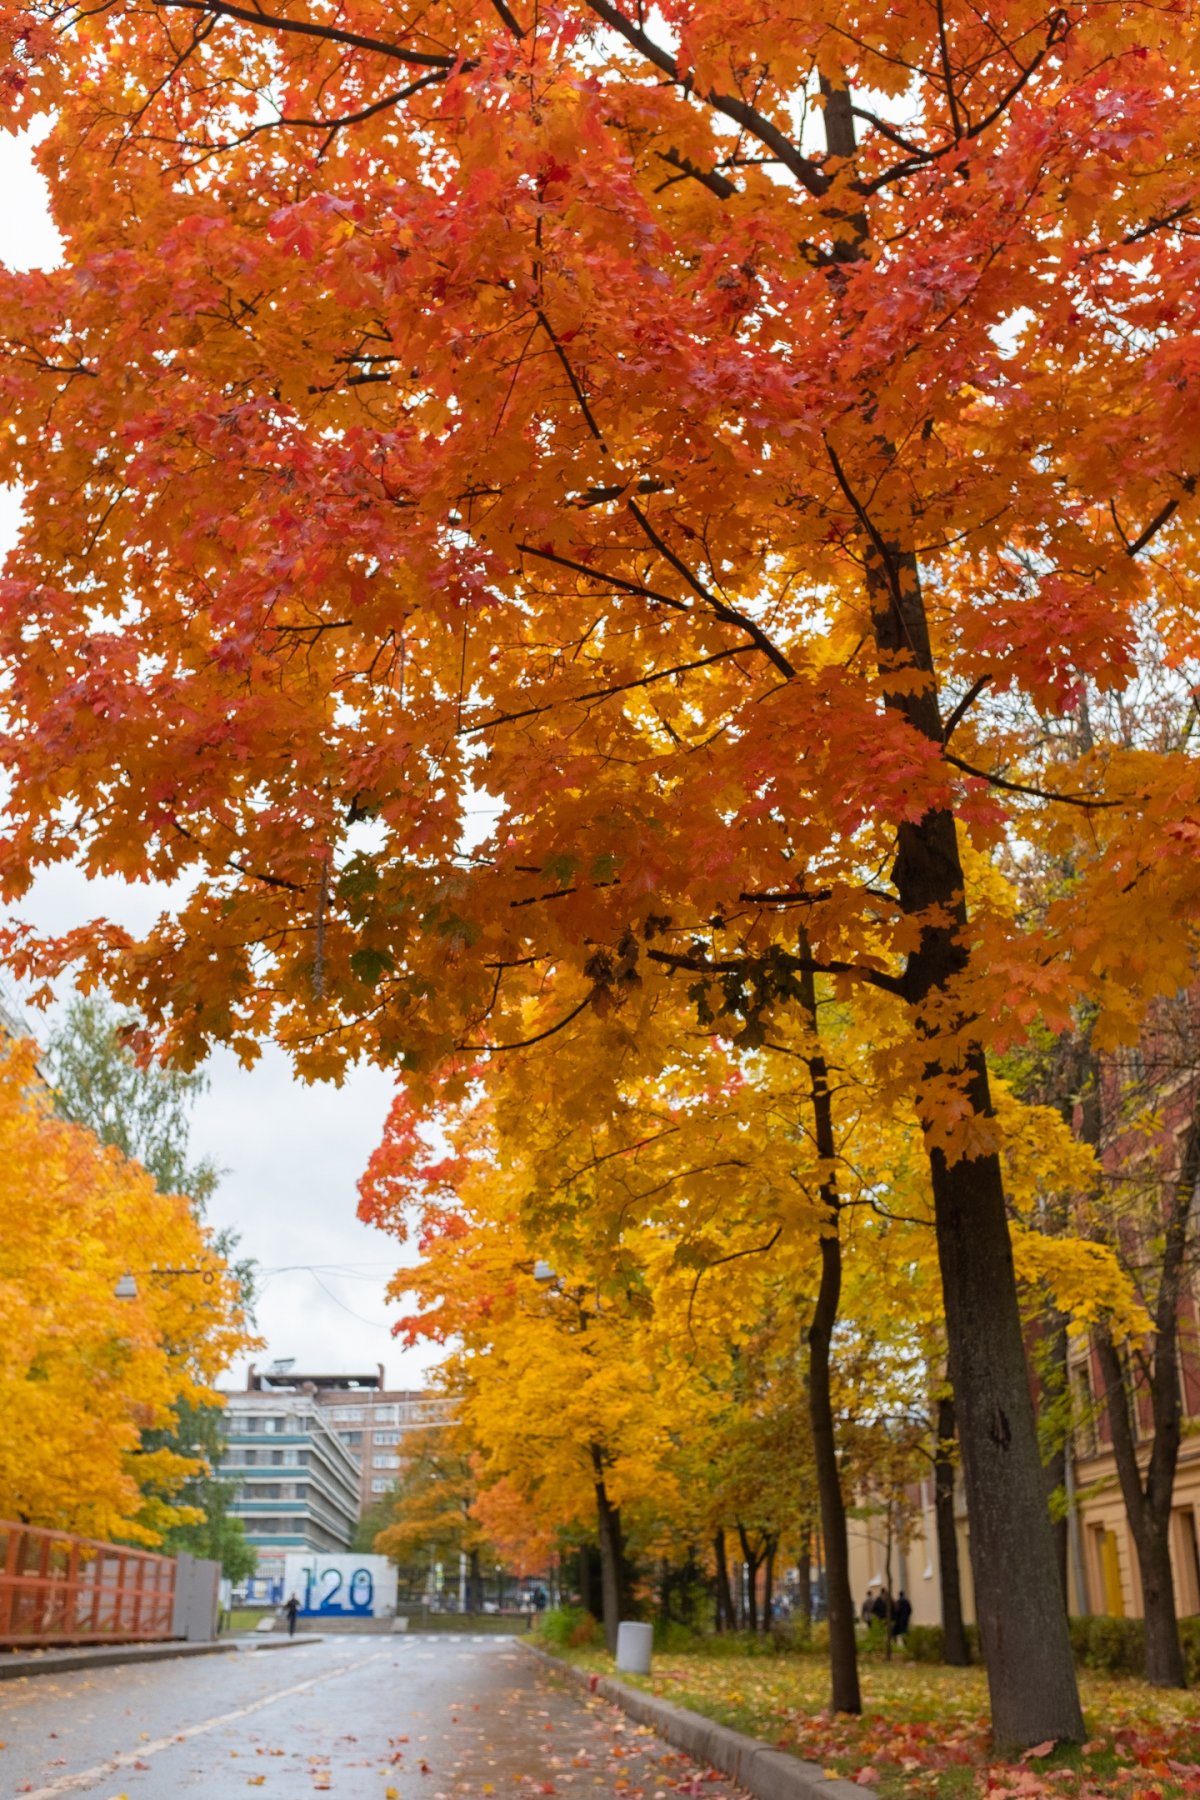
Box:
<box><xmin>0</xmin><ymin>128</ymin><xmax>439</xmax><ymax>1392</ymax></box>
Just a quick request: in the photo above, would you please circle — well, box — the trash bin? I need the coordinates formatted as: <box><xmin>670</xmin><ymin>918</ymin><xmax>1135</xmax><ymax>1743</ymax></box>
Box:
<box><xmin>615</xmin><ymin>1621</ymin><xmax>652</xmax><ymax>1674</ymax></box>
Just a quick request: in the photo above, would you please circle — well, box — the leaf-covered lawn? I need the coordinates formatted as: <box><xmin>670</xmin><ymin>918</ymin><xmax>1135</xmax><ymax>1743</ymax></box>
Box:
<box><xmin>567</xmin><ymin>1650</ymin><xmax>1200</xmax><ymax>1800</ymax></box>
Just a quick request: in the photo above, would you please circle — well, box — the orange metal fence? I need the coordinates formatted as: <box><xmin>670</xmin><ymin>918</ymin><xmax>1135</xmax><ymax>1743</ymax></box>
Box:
<box><xmin>0</xmin><ymin>1520</ymin><xmax>176</xmax><ymax>1645</ymax></box>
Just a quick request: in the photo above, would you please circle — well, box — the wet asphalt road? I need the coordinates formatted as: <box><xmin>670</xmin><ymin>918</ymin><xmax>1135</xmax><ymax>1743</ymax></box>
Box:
<box><xmin>0</xmin><ymin>1633</ymin><xmax>746</xmax><ymax>1800</ymax></box>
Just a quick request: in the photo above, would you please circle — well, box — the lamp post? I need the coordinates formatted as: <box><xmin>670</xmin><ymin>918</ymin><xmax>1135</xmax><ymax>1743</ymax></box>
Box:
<box><xmin>114</xmin><ymin>1266</ymin><xmax>217</xmax><ymax>1299</ymax></box>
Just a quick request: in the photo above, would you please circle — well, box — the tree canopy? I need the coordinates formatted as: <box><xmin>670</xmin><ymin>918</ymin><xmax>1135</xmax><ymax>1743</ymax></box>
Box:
<box><xmin>0</xmin><ymin>1038</ymin><xmax>252</xmax><ymax>1542</ymax></box>
<box><xmin>1</xmin><ymin>0</ymin><xmax>1199</xmax><ymax>1746</ymax></box>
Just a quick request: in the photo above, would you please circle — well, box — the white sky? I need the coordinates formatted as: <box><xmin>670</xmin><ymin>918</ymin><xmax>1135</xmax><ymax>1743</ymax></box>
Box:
<box><xmin>0</xmin><ymin>129</ymin><xmax>438</xmax><ymax>1391</ymax></box>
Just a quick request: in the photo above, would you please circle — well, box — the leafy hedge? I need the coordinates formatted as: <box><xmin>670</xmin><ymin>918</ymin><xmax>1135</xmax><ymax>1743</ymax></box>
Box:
<box><xmin>535</xmin><ymin>1605</ymin><xmax>604</xmax><ymax>1650</ymax></box>
<box><xmin>903</xmin><ymin>1615</ymin><xmax>1200</xmax><ymax>1679</ymax></box>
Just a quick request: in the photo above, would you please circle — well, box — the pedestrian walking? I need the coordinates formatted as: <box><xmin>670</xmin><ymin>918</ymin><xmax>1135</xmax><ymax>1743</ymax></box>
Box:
<box><xmin>284</xmin><ymin>1593</ymin><xmax>300</xmax><ymax>1638</ymax></box>
<box><xmin>892</xmin><ymin>1592</ymin><xmax>912</xmax><ymax>1640</ymax></box>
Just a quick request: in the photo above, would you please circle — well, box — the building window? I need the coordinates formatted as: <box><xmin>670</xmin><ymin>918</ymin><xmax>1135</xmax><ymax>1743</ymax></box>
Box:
<box><xmin>1172</xmin><ymin>1508</ymin><xmax>1200</xmax><ymax>1616</ymax></box>
<box><xmin>373</xmin><ymin>1432</ymin><xmax>400</xmax><ymax>1447</ymax></box>
<box><xmin>373</xmin><ymin>1455</ymin><xmax>400</xmax><ymax>1469</ymax></box>
<box><xmin>1090</xmin><ymin>1525</ymin><xmax>1125</xmax><ymax>1616</ymax></box>
<box><xmin>330</xmin><ymin>1407</ymin><xmax>364</xmax><ymax>1422</ymax></box>
<box><xmin>371</xmin><ymin>1479</ymin><xmax>393</xmax><ymax>1493</ymax></box>
<box><xmin>373</xmin><ymin>1407</ymin><xmax>399</xmax><ymax>1426</ymax></box>
<box><xmin>1072</xmin><ymin>1362</ymin><xmax>1097</xmax><ymax>1456</ymax></box>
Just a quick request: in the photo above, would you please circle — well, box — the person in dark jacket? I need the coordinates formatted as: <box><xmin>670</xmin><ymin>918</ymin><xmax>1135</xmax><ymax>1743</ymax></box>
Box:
<box><xmin>892</xmin><ymin>1592</ymin><xmax>912</xmax><ymax>1639</ymax></box>
<box><xmin>284</xmin><ymin>1593</ymin><xmax>300</xmax><ymax>1637</ymax></box>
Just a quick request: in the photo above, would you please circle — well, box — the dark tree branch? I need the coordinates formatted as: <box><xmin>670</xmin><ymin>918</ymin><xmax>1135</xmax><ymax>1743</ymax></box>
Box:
<box><xmin>626</xmin><ymin>499</ymin><xmax>797</xmax><ymax>678</ymax></box>
<box><xmin>461</xmin><ymin>645</ymin><xmax>751</xmax><ymax>735</ymax></box>
<box><xmin>459</xmin><ymin>991</ymin><xmax>593</xmax><ymax>1052</ymax></box>
<box><xmin>487</xmin><ymin>0</ymin><xmax>526</xmax><ymax>36</ymax></box>
<box><xmin>516</xmin><ymin>540</ymin><xmax>688</xmax><ymax>612</ymax></box>
<box><xmin>1123</xmin><ymin>475</ymin><xmax>1196</xmax><ymax>558</ymax></box>
<box><xmin>646</xmin><ymin>944</ymin><xmax>907</xmax><ymax>999</ymax></box>
<box><xmin>943</xmin><ymin>750</ymin><xmax>1128</xmax><ymax>809</ymax></box>
<box><xmin>152</xmin><ymin>0</ymin><xmax>458</xmax><ymax>66</ymax></box>
<box><xmin>942</xmin><ymin>673</ymin><xmax>992</xmax><ymax>743</ymax></box>
<box><xmin>654</xmin><ymin>146</ymin><xmax>737</xmax><ymax>199</ymax></box>
<box><xmin>579</xmin><ymin>0</ymin><xmax>828</xmax><ymax>197</ymax></box>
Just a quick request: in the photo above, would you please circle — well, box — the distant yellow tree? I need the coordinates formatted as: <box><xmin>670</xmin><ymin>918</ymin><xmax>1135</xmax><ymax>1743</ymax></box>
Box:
<box><xmin>0</xmin><ymin>1038</ymin><xmax>252</xmax><ymax>1543</ymax></box>
<box><xmin>372</xmin><ymin>1422</ymin><xmax>493</xmax><ymax>1607</ymax></box>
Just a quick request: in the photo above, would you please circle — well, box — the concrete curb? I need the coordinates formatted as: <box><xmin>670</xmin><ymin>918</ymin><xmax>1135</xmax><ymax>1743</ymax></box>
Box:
<box><xmin>0</xmin><ymin>1639</ymin><xmax>239</xmax><ymax>1682</ymax></box>
<box><xmin>521</xmin><ymin>1643</ymin><xmax>872</xmax><ymax>1800</ymax></box>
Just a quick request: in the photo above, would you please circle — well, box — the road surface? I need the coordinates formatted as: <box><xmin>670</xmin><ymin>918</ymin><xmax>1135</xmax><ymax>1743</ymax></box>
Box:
<box><xmin>0</xmin><ymin>1633</ymin><xmax>745</xmax><ymax>1800</ymax></box>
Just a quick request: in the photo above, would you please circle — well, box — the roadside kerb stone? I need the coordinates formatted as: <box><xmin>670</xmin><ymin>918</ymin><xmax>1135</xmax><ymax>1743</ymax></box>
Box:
<box><xmin>0</xmin><ymin>1639</ymin><xmax>238</xmax><ymax>1682</ymax></box>
<box><xmin>521</xmin><ymin>1644</ymin><xmax>879</xmax><ymax>1800</ymax></box>
<box><xmin>0</xmin><ymin>1633</ymin><xmax>317</xmax><ymax>1681</ymax></box>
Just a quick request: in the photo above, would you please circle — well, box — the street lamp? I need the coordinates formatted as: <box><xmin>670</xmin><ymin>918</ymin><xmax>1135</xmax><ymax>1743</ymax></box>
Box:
<box><xmin>114</xmin><ymin>1266</ymin><xmax>216</xmax><ymax>1300</ymax></box>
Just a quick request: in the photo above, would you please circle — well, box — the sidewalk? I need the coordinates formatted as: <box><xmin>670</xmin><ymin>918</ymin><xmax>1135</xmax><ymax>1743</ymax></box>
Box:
<box><xmin>523</xmin><ymin>1643</ymin><xmax>872</xmax><ymax>1800</ymax></box>
<box><xmin>0</xmin><ymin>1633</ymin><xmax>314</xmax><ymax>1681</ymax></box>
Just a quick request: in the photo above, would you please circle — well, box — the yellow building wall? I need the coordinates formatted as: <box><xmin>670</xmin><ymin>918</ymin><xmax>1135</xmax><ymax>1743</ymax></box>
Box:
<box><xmin>1069</xmin><ymin>1433</ymin><xmax>1200</xmax><ymax>1619</ymax></box>
<box><xmin>843</xmin><ymin>1418</ymin><xmax>1200</xmax><ymax>1633</ymax></box>
<box><xmin>845</xmin><ymin>1479</ymin><xmax>974</xmax><ymax>1628</ymax></box>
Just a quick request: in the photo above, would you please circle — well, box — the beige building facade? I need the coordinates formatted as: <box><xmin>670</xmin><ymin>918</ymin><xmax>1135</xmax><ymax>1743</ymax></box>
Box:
<box><xmin>845</xmin><ymin>1372</ymin><xmax>1200</xmax><ymax>1629</ymax></box>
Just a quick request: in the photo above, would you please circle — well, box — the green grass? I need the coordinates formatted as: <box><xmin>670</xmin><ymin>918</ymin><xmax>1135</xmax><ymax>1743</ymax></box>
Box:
<box><xmin>544</xmin><ymin>1642</ymin><xmax>1200</xmax><ymax>1800</ymax></box>
<box><xmin>224</xmin><ymin>1607</ymin><xmax>274</xmax><ymax>1633</ymax></box>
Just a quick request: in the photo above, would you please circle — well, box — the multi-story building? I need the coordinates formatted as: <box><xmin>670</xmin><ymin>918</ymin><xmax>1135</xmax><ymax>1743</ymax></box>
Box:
<box><xmin>218</xmin><ymin>1385</ymin><xmax>362</xmax><ymax>1587</ymax></box>
<box><xmin>236</xmin><ymin>1361</ymin><xmax>457</xmax><ymax>1519</ymax></box>
<box><xmin>320</xmin><ymin>1386</ymin><xmax>456</xmax><ymax>1510</ymax></box>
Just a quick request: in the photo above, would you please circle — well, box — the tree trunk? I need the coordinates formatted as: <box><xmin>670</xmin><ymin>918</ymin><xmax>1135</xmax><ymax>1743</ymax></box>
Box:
<box><xmin>796</xmin><ymin>1522</ymin><xmax>814</xmax><ymax>1634</ymax></box>
<box><xmin>934</xmin><ymin>1393</ymin><xmax>971</xmax><ymax>1666</ymax></box>
<box><xmin>925</xmin><ymin>1034</ymin><xmax>1083</xmax><ymax>1745</ymax></box>
<box><xmin>1043</xmin><ymin>1311</ymin><xmax>1071</xmax><ymax>1606</ymax></box>
<box><xmin>763</xmin><ymin>1537</ymin><xmax>777</xmax><ymax>1634</ymax></box>
<box><xmin>1086</xmin><ymin>1051</ymin><xmax>1195</xmax><ymax>1687</ymax></box>
<box><xmin>799</xmin><ymin>957</ymin><xmax>862</xmax><ymax>1713</ymax></box>
<box><xmin>1095</xmin><ymin>1331</ymin><xmax>1187</xmax><ymax>1687</ymax></box>
<box><xmin>714</xmin><ymin>1527</ymin><xmax>735</xmax><ymax>1633</ymax></box>
<box><xmin>593</xmin><ymin>1452</ymin><xmax>626</xmax><ymax>1656</ymax></box>
<box><xmin>820</xmin><ymin>82</ymin><xmax>1084</xmax><ymax>1751</ymax></box>
<box><xmin>736</xmin><ymin>1524</ymin><xmax>760</xmax><ymax>1635</ymax></box>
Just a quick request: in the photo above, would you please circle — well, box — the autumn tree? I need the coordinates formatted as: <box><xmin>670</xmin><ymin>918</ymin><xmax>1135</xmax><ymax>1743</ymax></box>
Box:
<box><xmin>0</xmin><ymin>1038</ymin><xmax>252</xmax><ymax>1541</ymax></box>
<box><xmin>366</xmin><ymin>992</ymin><xmax>1134</xmax><ymax>1686</ymax></box>
<box><xmin>48</xmin><ymin>994</ymin><xmax>220</xmax><ymax>1210</ymax></box>
<box><xmin>1020</xmin><ymin>990</ymin><xmax>1200</xmax><ymax>1689</ymax></box>
<box><xmin>47</xmin><ymin>993</ymin><xmax>258</xmax><ymax>1572</ymax></box>
<box><xmin>154</xmin><ymin>1399</ymin><xmax>258</xmax><ymax>1582</ymax></box>
<box><xmin>371</xmin><ymin>1422</ymin><xmax>492</xmax><ymax>1609</ymax></box>
<box><xmin>4</xmin><ymin>0</ymin><xmax>1200</xmax><ymax>1746</ymax></box>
